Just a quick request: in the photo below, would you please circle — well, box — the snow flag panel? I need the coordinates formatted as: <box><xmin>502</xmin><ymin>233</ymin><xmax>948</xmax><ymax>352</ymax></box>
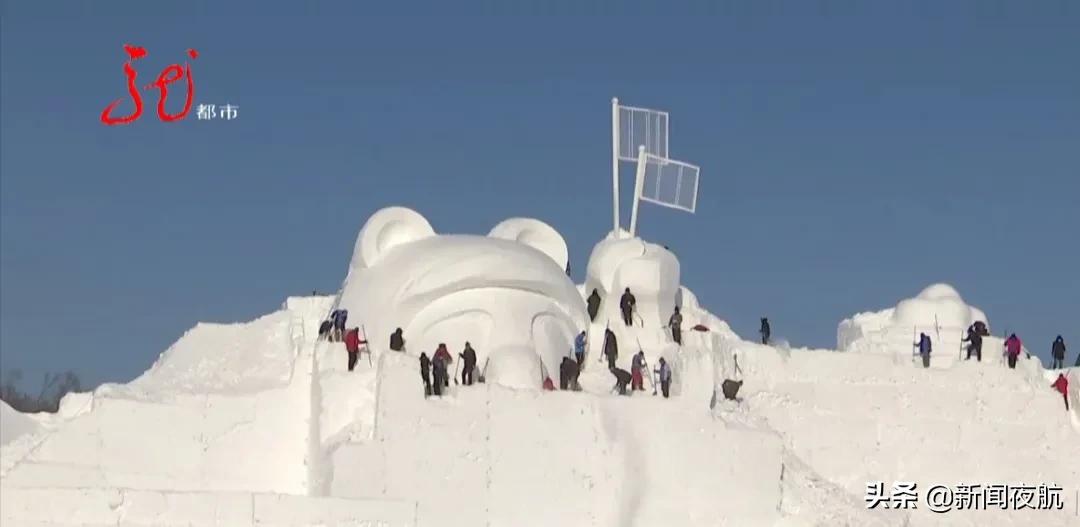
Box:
<box><xmin>640</xmin><ymin>154</ymin><xmax>699</xmax><ymax>213</ymax></box>
<box><xmin>618</xmin><ymin>104</ymin><xmax>669</xmax><ymax>161</ymax></box>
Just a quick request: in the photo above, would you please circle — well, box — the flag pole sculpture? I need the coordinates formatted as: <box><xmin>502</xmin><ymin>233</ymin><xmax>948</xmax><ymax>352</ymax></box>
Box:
<box><xmin>610</xmin><ymin>98</ymin><xmax>700</xmax><ymax>238</ymax></box>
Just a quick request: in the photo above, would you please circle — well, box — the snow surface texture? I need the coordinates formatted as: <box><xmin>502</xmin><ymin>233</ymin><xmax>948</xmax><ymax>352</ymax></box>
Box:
<box><xmin>335</xmin><ymin>207</ymin><xmax>587</xmax><ymax>389</ymax></box>
<box><xmin>1</xmin><ymin>207</ymin><xmax>1076</xmax><ymax>526</ymax></box>
<box><xmin>0</xmin><ymin>402</ymin><xmax>39</xmax><ymax>447</ymax></box>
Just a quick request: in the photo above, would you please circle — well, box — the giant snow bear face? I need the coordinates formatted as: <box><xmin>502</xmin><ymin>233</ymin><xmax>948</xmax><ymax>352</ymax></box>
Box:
<box><xmin>336</xmin><ymin>207</ymin><xmax>587</xmax><ymax>389</ymax></box>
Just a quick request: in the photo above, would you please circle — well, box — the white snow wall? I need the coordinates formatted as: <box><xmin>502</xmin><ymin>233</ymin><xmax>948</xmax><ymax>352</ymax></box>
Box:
<box><xmin>1</xmin><ymin>302</ymin><xmax>321</xmax><ymax>495</ymax></box>
<box><xmin>324</xmin><ymin>352</ymin><xmax>785</xmax><ymax>527</ymax></box>
<box><xmin>679</xmin><ymin>340</ymin><xmax>1080</xmax><ymax>527</ymax></box>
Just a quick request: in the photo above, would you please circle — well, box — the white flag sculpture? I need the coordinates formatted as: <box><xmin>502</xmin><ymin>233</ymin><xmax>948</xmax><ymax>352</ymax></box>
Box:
<box><xmin>611</xmin><ymin>98</ymin><xmax>669</xmax><ymax>237</ymax></box>
<box><xmin>611</xmin><ymin>97</ymin><xmax>700</xmax><ymax>238</ymax></box>
<box><xmin>629</xmin><ymin>147</ymin><xmax>700</xmax><ymax>236</ymax></box>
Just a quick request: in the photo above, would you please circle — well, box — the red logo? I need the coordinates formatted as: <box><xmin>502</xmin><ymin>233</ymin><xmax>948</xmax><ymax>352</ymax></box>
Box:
<box><xmin>100</xmin><ymin>44</ymin><xmax>198</xmax><ymax>125</ymax></box>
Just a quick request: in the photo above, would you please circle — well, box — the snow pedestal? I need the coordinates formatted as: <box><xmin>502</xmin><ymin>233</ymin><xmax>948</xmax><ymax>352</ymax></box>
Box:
<box><xmin>727</xmin><ymin>343</ymin><xmax>1080</xmax><ymax>527</ymax></box>
<box><xmin>0</xmin><ymin>487</ymin><xmax>418</xmax><ymax>527</ymax></box>
<box><xmin>328</xmin><ymin>352</ymin><xmax>786</xmax><ymax>527</ymax></box>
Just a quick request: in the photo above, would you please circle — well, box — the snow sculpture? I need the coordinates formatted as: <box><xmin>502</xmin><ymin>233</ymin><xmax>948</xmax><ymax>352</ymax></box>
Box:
<box><xmin>336</xmin><ymin>207</ymin><xmax>587</xmax><ymax>389</ymax></box>
<box><xmin>837</xmin><ymin>283</ymin><xmax>989</xmax><ymax>358</ymax></box>
<box><xmin>584</xmin><ymin>231</ymin><xmax>680</xmax><ymax>329</ymax></box>
<box><xmin>892</xmin><ymin>283</ymin><xmax>987</xmax><ymax>329</ymax></box>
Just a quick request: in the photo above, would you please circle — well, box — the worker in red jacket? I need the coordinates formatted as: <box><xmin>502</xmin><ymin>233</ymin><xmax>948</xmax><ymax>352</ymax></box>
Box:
<box><xmin>1051</xmin><ymin>374</ymin><xmax>1070</xmax><ymax>412</ymax></box>
<box><xmin>344</xmin><ymin>327</ymin><xmax>367</xmax><ymax>372</ymax></box>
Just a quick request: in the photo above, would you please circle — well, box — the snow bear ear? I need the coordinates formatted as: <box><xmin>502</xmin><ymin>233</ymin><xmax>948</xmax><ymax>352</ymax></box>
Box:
<box><xmin>489</xmin><ymin>218</ymin><xmax>568</xmax><ymax>270</ymax></box>
<box><xmin>353</xmin><ymin>207</ymin><xmax>435</xmax><ymax>268</ymax></box>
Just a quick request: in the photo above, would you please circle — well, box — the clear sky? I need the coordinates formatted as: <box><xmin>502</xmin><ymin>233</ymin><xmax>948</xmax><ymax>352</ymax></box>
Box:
<box><xmin>2</xmin><ymin>1</ymin><xmax>1077</xmax><ymax>388</ymax></box>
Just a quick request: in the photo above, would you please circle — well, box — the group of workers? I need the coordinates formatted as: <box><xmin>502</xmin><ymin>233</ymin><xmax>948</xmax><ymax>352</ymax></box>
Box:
<box><xmin>320</xmin><ymin>293</ymin><xmax>1071</xmax><ymax>412</ymax></box>
<box><xmin>913</xmin><ymin>322</ymin><xmax>1072</xmax><ymax>410</ymax></box>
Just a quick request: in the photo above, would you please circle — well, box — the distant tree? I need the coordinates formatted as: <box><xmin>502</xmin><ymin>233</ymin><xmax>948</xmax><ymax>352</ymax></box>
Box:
<box><xmin>0</xmin><ymin>369</ymin><xmax>82</xmax><ymax>413</ymax></box>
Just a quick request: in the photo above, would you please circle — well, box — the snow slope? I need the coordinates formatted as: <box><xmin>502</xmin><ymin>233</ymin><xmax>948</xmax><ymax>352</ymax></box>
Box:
<box><xmin>0</xmin><ymin>401</ymin><xmax>39</xmax><ymax>446</ymax></box>
<box><xmin>1</xmin><ymin>206</ymin><xmax>1076</xmax><ymax>526</ymax></box>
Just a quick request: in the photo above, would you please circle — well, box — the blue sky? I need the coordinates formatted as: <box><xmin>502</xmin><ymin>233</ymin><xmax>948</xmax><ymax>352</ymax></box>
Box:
<box><xmin>2</xmin><ymin>1</ymin><xmax>1078</xmax><ymax>388</ymax></box>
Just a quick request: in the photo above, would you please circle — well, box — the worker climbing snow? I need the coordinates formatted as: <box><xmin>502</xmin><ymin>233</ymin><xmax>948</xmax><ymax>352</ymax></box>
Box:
<box><xmin>330</xmin><ymin>309</ymin><xmax>348</xmax><ymax>342</ymax></box>
<box><xmin>669</xmin><ymin>307</ymin><xmax>683</xmax><ymax>345</ymax></box>
<box><xmin>603</xmin><ymin>328</ymin><xmax>618</xmax><ymax>371</ymax></box>
<box><xmin>434</xmin><ymin>343</ymin><xmax>452</xmax><ymax>388</ymax></box>
<box><xmin>915</xmin><ymin>332</ymin><xmax>932</xmax><ymax>368</ymax></box>
<box><xmin>963</xmin><ymin>323</ymin><xmax>984</xmax><ymax>361</ymax></box>
<box><xmin>459</xmin><ymin>342</ymin><xmax>477</xmax><ymax>386</ymax></box>
<box><xmin>631</xmin><ymin>351</ymin><xmax>646</xmax><ymax>391</ymax></box>
<box><xmin>390</xmin><ymin>327</ymin><xmax>405</xmax><ymax>352</ymax></box>
<box><xmin>760</xmin><ymin>318</ymin><xmax>771</xmax><ymax>345</ymax></box>
<box><xmin>610</xmin><ymin>367</ymin><xmax>632</xmax><ymax>396</ymax></box>
<box><xmin>586</xmin><ymin>288</ymin><xmax>602</xmax><ymax>323</ymax></box>
<box><xmin>419</xmin><ymin>352</ymin><xmax>432</xmax><ymax>398</ymax></box>
<box><xmin>1051</xmin><ymin>336</ymin><xmax>1067</xmax><ymax>369</ymax></box>
<box><xmin>344</xmin><ymin>327</ymin><xmax>367</xmax><ymax>372</ymax></box>
<box><xmin>318</xmin><ymin>319</ymin><xmax>332</xmax><ymax>341</ymax></box>
<box><xmin>658</xmin><ymin>357</ymin><xmax>672</xmax><ymax>398</ymax></box>
<box><xmin>619</xmin><ymin>288</ymin><xmax>636</xmax><ymax>327</ymax></box>
<box><xmin>1051</xmin><ymin>373</ymin><xmax>1070</xmax><ymax>412</ymax></box>
<box><xmin>1004</xmin><ymin>333</ymin><xmax>1023</xmax><ymax>369</ymax></box>
<box><xmin>574</xmin><ymin>331</ymin><xmax>587</xmax><ymax>368</ymax></box>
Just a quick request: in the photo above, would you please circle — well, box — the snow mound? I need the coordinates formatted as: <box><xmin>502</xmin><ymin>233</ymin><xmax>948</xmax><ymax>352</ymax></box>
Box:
<box><xmin>336</xmin><ymin>206</ymin><xmax>586</xmax><ymax>390</ymax></box>
<box><xmin>584</xmin><ymin>233</ymin><xmax>680</xmax><ymax>329</ymax></box>
<box><xmin>893</xmin><ymin>283</ymin><xmax>988</xmax><ymax>328</ymax></box>
<box><xmin>130</xmin><ymin>313</ymin><xmax>295</xmax><ymax>394</ymax></box>
<box><xmin>0</xmin><ymin>401</ymin><xmax>40</xmax><ymax>446</ymax></box>
<box><xmin>130</xmin><ymin>296</ymin><xmax>331</xmax><ymax>396</ymax></box>
<box><xmin>838</xmin><ymin>284</ymin><xmax>990</xmax><ymax>365</ymax></box>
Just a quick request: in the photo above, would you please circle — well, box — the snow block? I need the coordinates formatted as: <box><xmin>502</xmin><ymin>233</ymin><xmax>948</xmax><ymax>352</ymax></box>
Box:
<box><xmin>327</xmin><ymin>352</ymin><xmax>784</xmax><ymax>527</ymax></box>
<box><xmin>252</xmin><ymin>494</ymin><xmax>416</xmax><ymax>527</ymax></box>
<box><xmin>725</xmin><ymin>344</ymin><xmax>1080</xmax><ymax>527</ymax></box>
<box><xmin>4</xmin><ymin>387</ymin><xmax>311</xmax><ymax>494</ymax></box>
<box><xmin>0</xmin><ymin>401</ymin><xmax>40</xmax><ymax>447</ymax></box>
<box><xmin>584</xmin><ymin>235</ymin><xmax>680</xmax><ymax>330</ymax></box>
<box><xmin>0</xmin><ymin>487</ymin><xmax>417</xmax><ymax>527</ymax></box>
<box><xmin>315</xmin><ymin>342</ymin><xmax>378</xmax><ymax>447</ymax></box>
<box><xmin>0</xmin><ymin>487</ymin><xmax>253</xmax><ymax>527</ymax></box>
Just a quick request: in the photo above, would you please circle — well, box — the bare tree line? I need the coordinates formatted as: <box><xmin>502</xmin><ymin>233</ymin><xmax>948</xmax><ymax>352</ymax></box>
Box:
<box><xmin>0</xmin><ymin>370</ymin><xmax>82</xmax><ymax>413</ymax></box>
